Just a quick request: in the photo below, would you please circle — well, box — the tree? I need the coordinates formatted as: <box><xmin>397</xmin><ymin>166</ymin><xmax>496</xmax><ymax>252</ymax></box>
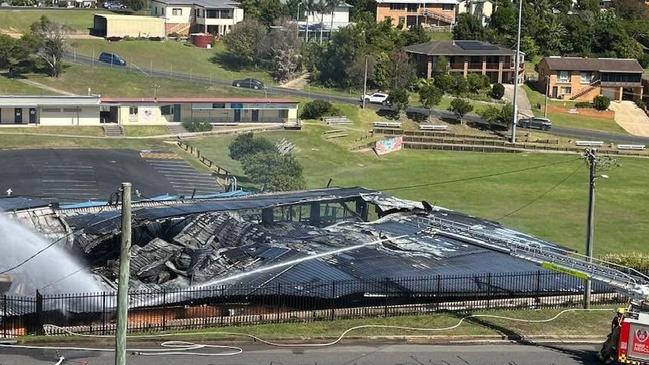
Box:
<box><xmin>374</xmin><ymin>48</ymin><xmax>415</xmax><ymax>91</ymax></box>
<box><xmin>223</xmin><ymin>20</ymin><xmax>266</xmax><ymax>64</ymax></box>
<box><xmin>453</xmin><ymin>13</ymin><xmax>486</xmax><ymax>41</ymax></box>
<box><xmin>242</xmin><ymin>152</ymin><xmax>306</xmax><ymax>191</ymax></box>
<box><xmin>30</xmin><ymin>16</ymin><xmax>68</xmax><ymax>78</ymax></box>
<box><xmin>448</xmin><ymin>98</ymin><xmax>473</xmax><ymax>124</ymax></box>
<box><xmin>450</xmin><ymin>73</ymin><xmax>469</xmax><ymax>95</ymax></box>
<box><xmin>520</xmin><ymin>36</ymin><xmax>540</xmax><ymax>59</ymax></box>
<box><xmin>258</xmin><ymin>0</ymin><xmax>288</xmax><ymax>26</ymax></box>
<box><xmin>300</xmin><ymin>100</ymin><xmax>339</xmax><ymax>119</ymax></box>
<box><xmin>262</xmin><ymin>23</ymin><xmax>302</xmax><ymax>82</ymax></box>
<box><xmin>479</xmin><ymin>102</ymin><xmax>513</xmax><ymax>130</ymax></box>
<box><xmin>345</xmin><ymin>54</ymin><xmax>376</xmax><ymax>89</ymax></box>
<box><xmin>489</xmin><ymin>0</ymin><xmax>517</xmax><ymax>46</ymax></box>
<box><xmin>326</xmin><ymin>0</ymin><xmax>338</xmax><ymax>42</ymax></box>
<box><xmin>387</xmin><ymin>88</ymin><xmax>409</xmax><ymax>117</ymax></box>
<box><xmin>229</xmin><ymin>132</ymin><xmax>276</xmax><ymax>160</ymax></box>
<box><xmin>613</xmin><ymin>0</ymin><xmax>649</xmax><ymax>21</ymax></box>
<box><xmin>317</xmin><ymin>24</ymin><xmax>366</xmax><ymax>87</ymax></box>
<box><xmin>593</xmin><ymin>95</ymin><xmax>611</xmax><ymax>111</ymax></box>
<box><xmin>122</xmin><ymin>0</ymin><xmax>146</xmax><ymax>11</ymax></box>
<box><xmin>0</xmin><ymin>34</ymin><xmax>19</xmax><ymax>69</ymax></box>
<box><xmin>418</xmin><ymin>79</ymin><xmax>443</xmax><ymax>122</ymax></box>
<box><xmin>490</xmin><ymin>83</ymin><xmax>505</xmax><ymax>100</ymax></box>
<box><xmin>432</xmin><ymin>55</ymin><xmax>449</xmax><ymax>76</ymax></box>
<box><xmin>403</xmin><ymin>24</ymin><xmax>431</xmax><ymax>45</ymax></box>
<box><xmin>435</xmin><ymin>73</ymin><xmax>455</xmax><ymax>94</ymax></box>
<box><xmin>466</xmin><ymin>73</ymin><xmax>489</xmax><ymax>94</ymax></box>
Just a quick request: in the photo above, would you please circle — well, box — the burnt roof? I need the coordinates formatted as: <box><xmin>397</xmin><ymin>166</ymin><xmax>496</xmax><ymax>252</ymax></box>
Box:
<box><xmin>405</xmin><ymin>40</ymin><xmax>516</xmax><ymax>56</ymax></box>
<box><xmin>541</xmin><ymin>57</ymin><xmax>644</xmax><ymax>73</ymax></box>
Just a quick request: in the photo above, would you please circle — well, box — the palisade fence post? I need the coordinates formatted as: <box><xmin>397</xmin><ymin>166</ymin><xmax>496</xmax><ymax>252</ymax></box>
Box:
<box><xmin>486</xmin><ymin>273</ymin><xmax>492</xmax><ymax>310</ymax></box>
<box><xmin>2</xmin><ymin>295</ymin><xmax>6</xmax><ymax>338</ymax></box>
<box><xmin>220</xmin><ymin>285</ymin><xmax>225</xmax><ymax>327</ymax></box>
<box><xmin>436</xmin><ymin>275</ymin><xmax>441</xmax><ymax>312</ymax></box>
<box><xmin>35</xmin><ymin>290</ymin><xmax>43</xmax><ymax>335</ymax></box>
<box><xmin>102</xmin><ymin>292</ymin><xmax>107</xmax><ymax>335</ymax></box>
<box><xmin>162</xmin><ymin>290</ymin><xmax>167</xmax><ymax>331</ymax></box>
<box><xmin>330</xmin><ymin>281</ymin><xmax>336</xmax><ymax>320</ymax></box>
<box><xmin>536</xmin><ymin>271</ymin><xmax>541</xmax><ymax>308</ymax></box>
<box><xmin>383</xmin><ymin>278</ymin><xmax>389</xmax><ymax>317</ymax></box>
<box><xmin>276</xmin><ymin>282</ymin><xmax>281</xmax><ymax>323</ymax></box>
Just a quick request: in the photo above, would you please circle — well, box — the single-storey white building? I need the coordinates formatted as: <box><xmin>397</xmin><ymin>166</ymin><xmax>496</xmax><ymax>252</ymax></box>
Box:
<box><xmin>0</xmin><ymin>96</ymin><xmax>299</xmax><ymax>126</ymax></box>
<box><xmin>100</xmin><ymin>97</ymin><xmax>299</xmax><ymax>124</ymax></box>
<box><xmin>0</xmin><ymin>96</ymin><xmax>101</xmax><ymax>126</ymax></box>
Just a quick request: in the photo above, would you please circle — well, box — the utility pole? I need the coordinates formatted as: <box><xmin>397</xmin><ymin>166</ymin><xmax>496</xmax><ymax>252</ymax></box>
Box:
<box><xmin>583</xmin><ymin>149</ymin><xmax>596</xmax><ymax>309</ymax></box>
<box><xmin>115</xmin><ymin>182</ymin><xmax>132</xmax><ymax>365</ymax></box>
<box><xmin>362</xmin><ymin>56</ymin><xmax>368</xmax><ymax>109</ymax></box>
<box><xmin>544</xmin><ymin>75</ymin><xmax>549</xmax><ymax>118</ymax></box>
<box><xmin>510</xmin><ymin>0</ymin><xmax>523</xmax><ymax>143</ymax></box>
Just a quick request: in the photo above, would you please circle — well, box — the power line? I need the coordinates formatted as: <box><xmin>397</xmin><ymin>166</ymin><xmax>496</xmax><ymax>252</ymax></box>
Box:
<box><xmin>495</xmin><ymin>163</ymin><xmax>584</xmax><ymax>221</ymax></box>
<box><xmin>378</xmin><ymin>157</ymin><xmax>581</xmax><ymax>192</ymax></box>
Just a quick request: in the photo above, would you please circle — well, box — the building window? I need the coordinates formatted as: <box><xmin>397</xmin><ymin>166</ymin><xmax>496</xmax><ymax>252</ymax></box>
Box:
<box><xmin>154</xmin><ymin>7</ymin><xmax>158</xmax><ymax>15</ymax></box>
<box><xmin>221</xmin><ymin>9</ymin><xmax>233</xmax><ymax>19</ymax></box>
<box><xmin>129</xmin><ymin>107</ymin><xmax>138</xmax><ymax>115</ymax></box>
<box><xmin>561</xmin><ymin>86</ymin><xmax>572</xmax><ymax>95</ymax></box>
<box><xmin>279</xmin><ymin>110</ymin><xmax>288</xmax><ymax>119</ymax></box>
<box><xmin>580</xmin><ymin>72</ymin><xmax>592</xmax><ymax>84</ymax></box>
<box><xmin>441</xmin><ymin>4</ymin><xmax>454</xmax><ymax>10</ymax></box>
<box><xmin>398</xmin><ymin>16</ymin><xmax>405</xmax><ymax>25</ymax></box>
<box><xmin>172</xmin><ymin>8</ymin><xmax>182</xmax><ymax>15</ymax></box>
<box><xmin>389</xmin><ymin>3</ymin><xmax>405</xmax><ymax>10</ymax></box>
<box><xmin>161</xmin><ymin>105</ymin><xmax>174</xmax><ymax>115</ymax></box>
<box><xmin>212</xmin><ymin>103</ymin><xmax>225</xmax><ymax>108</ymax></box>
<box><xmin>406</xmin><ymin>3</ymin><xmax>418</xmax><ymax>11</ymax></box>
<box><xmin>558</xmin><ymin>71</ymin><xmax>570</xmax><ymax>83</ymax></box>
<box><xmin>42</xmin><ymin>108</ymin><xmax>60</xmax><ymax>112</ymax></box>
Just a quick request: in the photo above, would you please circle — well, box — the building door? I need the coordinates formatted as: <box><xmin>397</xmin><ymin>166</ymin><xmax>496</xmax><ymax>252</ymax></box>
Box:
<box><xmin>251</xmin><ymin>110</ymin><xmax>259</xmax><ymax>122</ymax></box>
<box><xmin>552</xmin><ymin>86</ymin><xmax>558</xmax><ymax>99</ymax></box>
<box><xmin>234</xmin><ymin>109</ymin><xmax>241</xmax><ymax>122</ymax></box>
<box><xmin>173</xmin><ymin>104</ymin><xmax>181</xmax><ymax>122</ymax></box>
<box><xmin>14</xmin><ymin>108</ymin><xmax>22</xmax><ymax>124</ymax></box>
<box><xmin>29</xmin><ymin>108</ymin><xmax>37</xmax><ymax>124</ymax></box>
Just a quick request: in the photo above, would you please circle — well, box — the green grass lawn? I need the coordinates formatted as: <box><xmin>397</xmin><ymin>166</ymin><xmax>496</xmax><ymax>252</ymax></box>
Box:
<box><xmin>69</xmin><ymin>39</ymin><xmax>274</xmax><ymax>83</ymax></box>
<box><xmin>28</xmin><ymin>64</ymin><xmax>264</xmax><ymax>97</ymax></box>
<box><xmin>189</xmin><ymin>110</ymin><xmax>649</xmax><ymax>254</ymax></box>
<box><xmin>0</xmin><ymin>75</ymin><xmax>55</xmax><ymax>95</ymax></box>
<box><xmin>0</xmin><ymin>126</ymin><xmax>104</xmax><ymax>136</ymax></box>
<box><xmin>0</xmin><ymin>9</ymin><xmax>109</xmax><ymax>33</ymax></box>
<box><xmin>21</xmin><ymin>307</ymin><xmax>614</xmax><ymax>343</ymax></box>
<box><xmin>523</xmin><ymin>84</ymin><xmax>625</xmax><ymax>134</ymax></box>
<box><xmin>429</xmin><ymin>32</ymin><xmax>453</xmax><ymax>41</ymax></box>
<box><xmin>122</xmin><ymin>125</ymin><xmax>172</xmax><ymax>137</ymax></box>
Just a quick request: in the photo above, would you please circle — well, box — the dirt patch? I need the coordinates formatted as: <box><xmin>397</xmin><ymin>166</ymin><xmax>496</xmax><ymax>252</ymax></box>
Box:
<box><xmin>546</xmin><ymin>105</ymin><xmax>614</xmax><ymax>120</ymax></box>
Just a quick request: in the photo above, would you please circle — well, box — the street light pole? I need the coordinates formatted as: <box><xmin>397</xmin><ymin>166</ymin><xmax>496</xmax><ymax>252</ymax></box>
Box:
<box><xmin>584</xmin><ymin>148</ymin><xmax>596</xmax><ymax>309</ymax></box>
<box><xmin>510</xmin><ymin>0</ymin><xmax>523</xmax><ymax>143</ymax></box>
<box><xmin>544</xmin><ymin>75</ymin><xmax>549</xmax><ymax>118</ymax></box>
<box><xmin>362</xmin><ymin>55</ymin><xmax>368</xmax><ymax>109</ymax></box>
<box><xmin>115</xmin><ymin>182</ymin><xmax>132</xmax><ymax>365</ymax></box>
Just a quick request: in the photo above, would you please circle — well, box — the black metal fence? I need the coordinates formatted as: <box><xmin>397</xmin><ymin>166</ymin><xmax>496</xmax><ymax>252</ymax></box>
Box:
<box><xmin>1</xmin><ymin>271</ymin><xmax>624</xmax><ymax>337</ymax></box>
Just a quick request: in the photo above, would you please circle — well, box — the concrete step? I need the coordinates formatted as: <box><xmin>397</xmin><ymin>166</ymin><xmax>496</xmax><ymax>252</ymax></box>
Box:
<box><xmin>103</xmin><ymin>124</ymin><xmax>123</xmax><ymax>137</ymax></box>
<box><xmin>168</xmin><ymin>124</ymin><xmax>187</xmax><ymax>135</ymax></box>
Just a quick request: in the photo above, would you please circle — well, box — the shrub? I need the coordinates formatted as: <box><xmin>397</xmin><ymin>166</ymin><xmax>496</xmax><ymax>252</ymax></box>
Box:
<box><xmin>228</xmin><ymin>132</ymin><xmax>275</xmax><ymax>160</ymax></box>
<box><xmin>182</xmin><ymin>120</ymin><xmax>212</xmax><ymax>132</ymax></box>
<box><xmin>635</xmin><ymin>99</ymin><xmax>647</xmax><ymax>110</ymax></box>
<box><xmin>601</xmin><ymin>252</ymin><xmax>649</xmax><ymax>272</ymax></box>
<box><xmin>242</xmin><ymin>151</ymin><xmax>306</xmax><ymax>192</ymax></box>
<box><xmin>448</xmin><ymin>98</ymin><xmax>473</xmax><ymax>123</ymax></box>
<box><xmin>574</xmin><ymin>102</ymin><xmax>593</xmax><ymax>108</ymax></box>
<box><xmin>490</xmin><ymin>83</ymin><xmax>505</xmax><ymax>100</ymax></box>
<box><xmin>300</xmin><ymin>100</ymin><xmax>339</xmax><ymax>119</ymax></box>
<box><xmin>593</xmin><ymin>95</ymin><xmax>610</xmax><ymax>111</ymax></box>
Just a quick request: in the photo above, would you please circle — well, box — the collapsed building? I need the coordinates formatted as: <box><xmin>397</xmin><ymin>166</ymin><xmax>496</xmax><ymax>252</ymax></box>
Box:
<box><xmin>3</xmin><ymin>187</ymin><xmax>583</xmax><ymax>300</ymax></box>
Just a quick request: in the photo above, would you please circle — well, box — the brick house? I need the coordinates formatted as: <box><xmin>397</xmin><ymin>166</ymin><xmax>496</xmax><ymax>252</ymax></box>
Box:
<box><xmin>375</xmin><ymin>0</ymin><xmax>457</xmax><ymax>28</ymax></box>
<box><xmin>536</xmin><ymin>57</ymin><xmax>644</xmax><ymax>102</ymax></box>
<box><xmin>150</xmin><ymin>0</ymin><xmax>244</xmax><ymax>36</ymax></box>
<box><xmin>405</xmin><ymin>40</ymin><xmax>525</xmax><ymax>84</ymax></box>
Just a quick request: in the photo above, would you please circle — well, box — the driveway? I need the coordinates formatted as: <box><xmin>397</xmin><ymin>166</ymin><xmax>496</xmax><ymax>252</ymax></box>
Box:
<box><xmin>608</xmin><ymin>101</ymin><xmax>649</xmax><ymax>137</ymax></box>
<box><xmin>503</xmin><ymin>84</ymin><xmax>534</xmax><ymax>118</ymax></box>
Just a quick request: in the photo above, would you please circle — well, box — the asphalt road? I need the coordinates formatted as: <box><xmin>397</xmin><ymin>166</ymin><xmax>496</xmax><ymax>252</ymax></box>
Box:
<box><xmin>0</xmin><ymin>149</ymin><xmax>221</xmax><ymax>203</ymax></box>
<box><xmin>65</xmin><ymin>53</ymin><xmax>649</xmax><ymax>146</ymax></box>
<box><xmin>0</xmin><ymin>343</ymin><xmax>604</xmax><ymax>365</ymax></box>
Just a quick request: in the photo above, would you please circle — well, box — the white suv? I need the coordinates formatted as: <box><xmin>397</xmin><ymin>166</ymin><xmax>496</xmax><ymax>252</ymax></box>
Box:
<box><xmin>362</xmin><ymin>92</ymin><xmax>390</xmax><ymax>105</ymax></box>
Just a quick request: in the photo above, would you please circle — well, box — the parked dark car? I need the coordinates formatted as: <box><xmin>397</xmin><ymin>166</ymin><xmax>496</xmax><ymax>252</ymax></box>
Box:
<box><xmin>232</xmin><ymin>78</ymin><xmax>264</xmax><ymax>90</ymax></box>
<box><xmin>98</xmin><ymin>52</ymin><xmax>126</xmax><ymax>66</ymax></box>
<box><xmin>517</xmin><ymin>117</ymin><xmax>552</xmax><ymax>131</ymax></box>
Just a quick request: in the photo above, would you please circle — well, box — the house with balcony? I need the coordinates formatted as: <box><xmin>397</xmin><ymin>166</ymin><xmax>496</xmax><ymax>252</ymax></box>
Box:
<box><xmin>375</xmin><ymin>0</ymin><xmax>458</xmax><ymax>29</ymax></box>
<box><xmin>150</xmin><ymin>0</ymin><xmax>244</xmax><ymax>36</ymax></box>
<box><xmin>293</xmin><ymin>1</ymin><xmax>352</xmax><ymax>41</ymax></box>
<box><xmin>405</xmin><ymin>40</ymin><xmax>524</xmax><ymax>84</ymax></box>
<box><xmin>457</xmin><ymin>0</ymin><xmax>493</xmax><ymax>26</ymax></box>
<box><xmin>536</xmin><ymin>57</ymin><xmax>644</xmax><ymax>101</ymax></box>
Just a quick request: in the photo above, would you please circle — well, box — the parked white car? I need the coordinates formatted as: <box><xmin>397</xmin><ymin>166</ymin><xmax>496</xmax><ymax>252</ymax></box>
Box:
<box><xmin>362</xmin><ymin>92</ymin><xmax>390</xmax><ymax>105</ymax></box>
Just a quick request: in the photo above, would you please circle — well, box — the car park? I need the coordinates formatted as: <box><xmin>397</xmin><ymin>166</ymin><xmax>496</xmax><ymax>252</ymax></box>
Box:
<box><xmin>362</xmin><ymin>92</ymin><xmax>390</xmax><ymax>105</ymax></box>
<box><xmin>232</xmin><ymin>78</ymin><xmax>264</xmax><ymax>89</ymax></box>
<box><xmin>98</xmin><ymin>52</ymin><xmax>126</xmax><ymax>66</ymax></box>
<box><xmin>517</xmin><ymin>117</ymin><xmax>552</xmax><ymax>130</ymax></box>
